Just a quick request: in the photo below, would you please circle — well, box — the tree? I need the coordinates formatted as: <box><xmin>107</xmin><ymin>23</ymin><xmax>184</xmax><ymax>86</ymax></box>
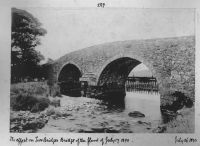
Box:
<box><xmin>38</xmin><ymin>58</ymin><xmax>54</xmax><ymax>80</ymax></box>
<box><xmin>11</xmin><ymin>8</ymin><xmax>47</xmax><ymax>82</ymax></box>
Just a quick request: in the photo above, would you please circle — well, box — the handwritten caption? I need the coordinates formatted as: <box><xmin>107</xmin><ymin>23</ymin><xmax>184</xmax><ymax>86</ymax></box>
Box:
<box><xmin>175</xmin><ymin>136</ymin><xmax>198</xmax><ymax>144</ymax></box>
<box><xmin>10</xmin><ymin>136</ymin><xmax>131</xmax><ymax>146</ymax></box>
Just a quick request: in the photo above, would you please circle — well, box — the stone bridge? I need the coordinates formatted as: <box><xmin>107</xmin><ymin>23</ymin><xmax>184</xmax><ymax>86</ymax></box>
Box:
<box><xmin>48</xmin><ymin>36</ymin><xmax>195</xmax><ymax>108</ymax></box>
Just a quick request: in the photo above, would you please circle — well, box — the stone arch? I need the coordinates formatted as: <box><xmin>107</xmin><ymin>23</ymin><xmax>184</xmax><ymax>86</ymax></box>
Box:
<box><xmin>96</xmin><ymin>54</ymin><xmax>161</xmax><ymax>90</ymax></box>
<box><xmin>97</xmin><ymin>57</ymin><xmax>140</xmax><ymax>85</ymax></box>
<box><xmin>57</xmin><ymin>63</ymin><xmax>82</xmax><ymax>96</ymax></box>
<box><xmin>57</xmin><ymin>61</ymin><xmax>82</xmax><ymax>81</ymax></box>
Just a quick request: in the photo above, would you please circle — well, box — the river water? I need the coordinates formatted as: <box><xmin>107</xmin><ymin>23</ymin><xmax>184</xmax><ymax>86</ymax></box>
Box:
<box><xmin>38</xmin><ymin>92</ymin><xmax>164</xmax><ymax>133</ymax></box>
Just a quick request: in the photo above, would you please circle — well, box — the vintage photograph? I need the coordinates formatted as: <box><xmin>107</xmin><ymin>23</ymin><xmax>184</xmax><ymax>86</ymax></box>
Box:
<box><xmin>10</xmin><ymin>8</ymin><xmax>195</xmax><ymax>133</ymax></box>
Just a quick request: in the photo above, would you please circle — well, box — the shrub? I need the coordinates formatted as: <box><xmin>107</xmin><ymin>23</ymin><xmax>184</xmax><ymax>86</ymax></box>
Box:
<box><xmin>31</xmin><ymin>97</ymin><xmax>50</xmax><ymax>112</ymax></box>
<box><xmin>11</xmin><ymin>93</ymin><xmax>50</xmax><ymax>112</ymax></box>
<box><xmin>161</xmin><ymin>91</ymin><xmax>194</xmax><ymax>112</ymax></box>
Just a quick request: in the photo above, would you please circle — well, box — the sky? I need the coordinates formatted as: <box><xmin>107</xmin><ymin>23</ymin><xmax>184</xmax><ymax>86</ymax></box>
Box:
<box><xmin>20</xmin><ymin>8</ymin><xmax>195</xmax><ymax>71</ymax></box>
<box><xmin>22</xmin><ymin>8</ymin><xmax>195</xmax><ymax>60</ymax></box>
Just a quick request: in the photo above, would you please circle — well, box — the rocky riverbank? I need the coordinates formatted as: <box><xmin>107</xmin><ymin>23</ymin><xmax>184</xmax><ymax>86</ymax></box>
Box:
<box><xmin>10</xmin><ymin>110</ymin><xmax>49</xmax><ymax>133</ymax></box>
<box><xmin>10</xmin><ymin>94</ymin><xmax>194</xmax><ymax>133</ymax></box>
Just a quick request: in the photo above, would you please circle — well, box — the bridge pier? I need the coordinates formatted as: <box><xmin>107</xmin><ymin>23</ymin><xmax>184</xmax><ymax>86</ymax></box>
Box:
<box><xmin>79</xmin><ymin>74</ymin><xmax>126</xmax><ymax>100</ymax></box>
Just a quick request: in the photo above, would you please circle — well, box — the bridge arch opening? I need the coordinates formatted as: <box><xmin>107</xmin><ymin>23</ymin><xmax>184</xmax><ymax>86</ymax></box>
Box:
<box><xmin>58</xmin><ymin>63</ymin><xmax>82</xmax><ymax>97</ymax></box>
<box><xmin>98</xmin><ymin>57</ymin><xmax>141</xmax><ymax>86</ymax></box>
<box><xmin>97</xmin><ymin>57</ymin><xmax>159</xmax><ymax>100</ymax></box>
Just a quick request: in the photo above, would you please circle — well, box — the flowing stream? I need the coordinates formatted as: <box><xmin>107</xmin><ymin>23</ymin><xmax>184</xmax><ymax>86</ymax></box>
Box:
<box><xmin>38</xmin><ymin>92</ymin><xmax>165</xmax><ymax>133</ymax></box>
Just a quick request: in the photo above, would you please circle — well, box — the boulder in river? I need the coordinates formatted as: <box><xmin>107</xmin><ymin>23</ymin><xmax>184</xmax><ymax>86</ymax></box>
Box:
<box><xmin>128</xmin><ymin>111</ymin><xmax>145</xmax><ymax>118</ymax></box>
<box><xmin>137</xmin><ymin>120</ymin><xmax>151</xmax><ymax>125</ymax></box>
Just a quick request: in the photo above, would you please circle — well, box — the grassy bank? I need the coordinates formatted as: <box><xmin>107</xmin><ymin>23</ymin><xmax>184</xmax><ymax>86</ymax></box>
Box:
<box><xmin>11</xmin><ymin>82</ymin><xmax>50</xmax><ymax>112</ymax></box>
<box><xmin>10</xmin><ymin>82</ymin><xmax>62</xmax><ymax>133</ymax></box>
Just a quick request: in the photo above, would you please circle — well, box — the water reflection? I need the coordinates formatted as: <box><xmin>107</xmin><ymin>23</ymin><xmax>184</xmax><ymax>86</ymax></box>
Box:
<box><xmin>100</xmin><ymin>97</ymin><xmax>126</xmax><ymax>112</ymax></box>
<box><xmin>100</xmin><ymin>92</ymin><xmax>161</xmax><ymax>119</ymax></box>
<box><xmin>91</xmin><ymin>91</ymin><xmax>164</xmax><ymax>124</ymax></box>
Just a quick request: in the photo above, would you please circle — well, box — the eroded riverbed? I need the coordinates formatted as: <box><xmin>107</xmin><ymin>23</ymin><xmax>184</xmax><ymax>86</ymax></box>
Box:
<box><xmin>37</xmin><ymin>92</ymin><xmax>163</xmax><ymax>133</ymax></box>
